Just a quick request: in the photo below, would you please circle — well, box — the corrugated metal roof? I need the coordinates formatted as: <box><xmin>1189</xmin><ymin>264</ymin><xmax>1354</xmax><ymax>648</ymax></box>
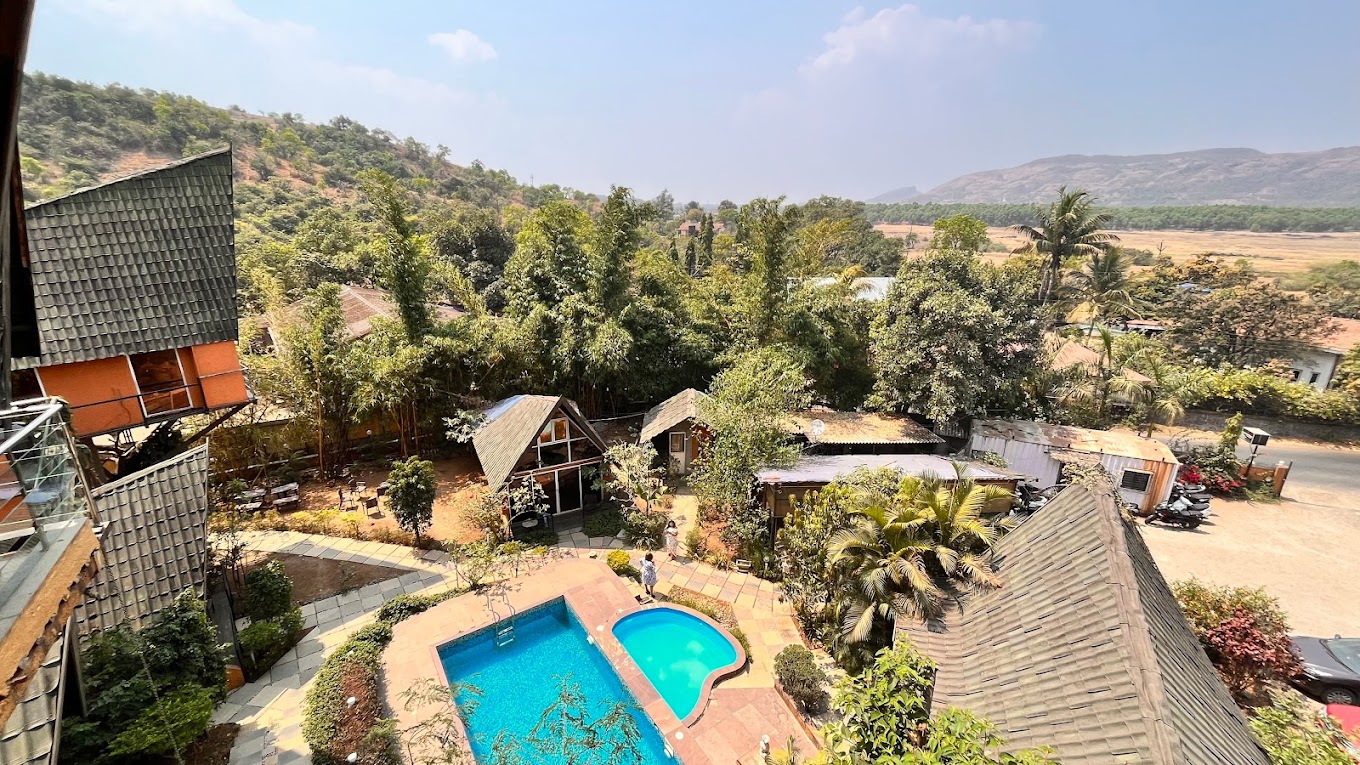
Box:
<box><xmin>787</xmin><ymin>410</ymin><xmax>943</xmax><ymax>445</ymax></box>
<box><xmin>639</xmin><ymin>388</ymin><xmax>709</xmax><ymax>443</ymax></box>
<box><xmin>16</xmin><ymin>149</ymin><xmax>238</xmax><ymax>368</ymax></box>
<box><xmin>895</xmin><ymin>486</ymin><xmax>1270</xmax><ymax>765</ymax></box>
<box><xmin>0</xmin><ymin>632</ymin><xmax>64</xmax><ymax>765</ymax></box>
<box><xmin>472</xmin><ymin>396</ymin><xmax>606</xmax><ymax>489</ymax></box>
<box><xmin>973</xmin><ymin>419</ymin><xmax>1178</xmax><ymax>464</ymax></box>
<box><xmin>756</xmin><ymin>454</ymin><xmax>1010</xmax><ymax>485</ymax></box>
<box><xmin>75</xmin><ymin>445</ymin><xmax>211</xmax><ymax>636</ymax></box>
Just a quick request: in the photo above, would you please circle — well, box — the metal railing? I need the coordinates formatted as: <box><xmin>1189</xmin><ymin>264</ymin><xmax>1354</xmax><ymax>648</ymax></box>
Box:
<box><xmin>0</xmin><ymin>398</ymin><xmax>99</xmax><ymax>616</ymax></box>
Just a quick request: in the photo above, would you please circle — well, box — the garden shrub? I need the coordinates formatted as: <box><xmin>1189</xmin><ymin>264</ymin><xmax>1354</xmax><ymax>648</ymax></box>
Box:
<box><xmin>606</xmin><ymin>549</ymin><xmax>636</xmax><ymax>579</ymax></box>
<box><xmin>466</xmin><ymin>490</ymin><xmax>510</xmax><ymax>544</ymax></box>
<box><xmin>369</xmin><ymin>526</ymin><xmax>417</xmax><ymax>546</ymax></box>
<box><xmin>1172</xmin><ymin>579</ymin><xmax>1299</xmax><ymax>700</ymax></box>
<box><xmin>823</xmin><ymin>641</ymin><xmax>937</xmax><ymax>759</ymax></box>
<box><xmin>375</xmin><ymin>591</ymin><xmax>457</xmax><ymax>626</ymax></box>
<box><xmin>774</xmin><ymin>645</ymin><xmax>829</xmax><ymax>713</ymax></box>
<box><xmin>514</xmin><ymin>527</ymin><xmax>559</xmax><ymax>546</ymax></box>
<box><xmin>59</xmin><ymin>593</ymin><xmax>226</xmax><ymax>763</ymax></box>
<box><xmin>303</xmin><ymin>590</ymin><xmax>464</xmax><ymax>765</ymax></box>
<box><xmin>106</xmin><ymin>685</ymin><xmax>216</xmax><ymax>759</ymax></box>
<box><xmin>682</xmin><ymin>526</ymin><xmax>707</xmax><ymax>559</ymax></box>
<box><xmin>239</xmin><ymin>606</ymin><xmax>304</xmax><ymax>679</ymax></box>
<box><xmin>1249</xmin><ymin>690</ymin><xmax>1354</xmax><ymax>765</ymax></box>
<box><xmin>239</xmin><ymin>620</ymin><xmax>285</xmax><ymax>663</ymax></box>
<box><xmin>623</xmin><ymin>506</ymin><xmax>671</xmax><ymax>549</ymax></box>
<box><xmin>245</xmin><ymin>559</ymin><xmax>294</xmax><ymax>621</ymax></box>
<box><xmin>583</xmin><ymin>502</ymin><xmax>625</xmax><ymax>537</ymax></box>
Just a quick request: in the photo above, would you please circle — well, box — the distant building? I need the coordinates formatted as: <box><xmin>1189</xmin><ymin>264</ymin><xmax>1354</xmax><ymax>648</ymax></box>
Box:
<box><xmin>1290</xmin><ymin>317</ymin><xmax>1360</xmax><ymax>391</ymax></box>
<box><xmin>970</xmin><ymin>419</ymin><xmax>1179</xmax><ymax>512</ymax></box>
<box><xmin>676</xmin><ymin>219</ymin><xmax>725</xmax><ymax>237</ymax></box>
<box><xmin>804</xmin><ymin>276</ymin><xmax>895</xmax><ymax>302</ymax></box>
<box><xmin>257</xmin><ymin>284</ymin><xmax>466</xmax><ymax>349</ymax></box>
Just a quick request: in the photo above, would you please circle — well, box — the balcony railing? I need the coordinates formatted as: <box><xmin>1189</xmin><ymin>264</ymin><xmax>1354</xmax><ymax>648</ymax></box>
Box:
<box><xmin>0</xmin><ymin>398</ymin><xmax>99</xmax><ymax>637</ymax></box>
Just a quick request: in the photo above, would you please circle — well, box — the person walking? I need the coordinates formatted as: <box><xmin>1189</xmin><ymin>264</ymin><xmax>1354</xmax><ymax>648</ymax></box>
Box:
<box><xmin>641</xmin><ymin>552</ymin><xmax>658</xmax><ymax>599</ymax></box>
<box><xmin>664</xmin><ymin>519</ymin><xmax>679</xmax><ymax>560</ymax></box>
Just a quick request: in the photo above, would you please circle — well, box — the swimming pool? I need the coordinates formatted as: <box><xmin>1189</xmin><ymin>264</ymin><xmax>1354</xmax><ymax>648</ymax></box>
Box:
<box><xmin>438</xmin><ymin>598</ymin><xmax>674</xmax><ymax>764</ymax></box>
<box><xmin>612</xmin><ymin>606</ymin><xmax>743</xmax><ymax>722</ymax></box>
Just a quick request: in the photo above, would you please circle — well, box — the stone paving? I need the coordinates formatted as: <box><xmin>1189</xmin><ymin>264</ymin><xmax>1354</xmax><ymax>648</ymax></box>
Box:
<box><xmin>217</xmin><ymin>528</ymin><xmax>819</xmax><ymax>765</ymax></box>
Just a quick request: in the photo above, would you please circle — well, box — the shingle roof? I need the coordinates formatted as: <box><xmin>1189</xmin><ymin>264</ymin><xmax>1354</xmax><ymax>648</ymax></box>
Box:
<box><xmin>16</xmin><ymin>148</ymin><xmax>237</xmax><ymax>368</ymax></box>
<box><xmin>755</xmin><ymin>454</ymin><xmax>1012</xmax><ymax>485</ymax></box>
<box><xmin>639</xmin><ymin>388</ymin><xmax>709</xmax><ymax>442</ymax></box>
<box><xmin>0</xmin><ymin>634</ymin><xmax>63</xmax><ymax>765</ymax></box>
<box><xmin>75</xmin><ymin>446</ymin><xmax>211</xmax><ymax>636</ymax></box>
<box><xmin>895</xmin><ymin>486</ymin><xmax>1270</xmax><ymax>765</ymax></box>
<box><xmin>787</xmin><ymin>410</ymin><xmax>943</xmax><ymax>446</ymax></box>
<box><xmin>473</xmin><ymin>396</ymin><xmax>605</xmax><ymax>489</ymax></box>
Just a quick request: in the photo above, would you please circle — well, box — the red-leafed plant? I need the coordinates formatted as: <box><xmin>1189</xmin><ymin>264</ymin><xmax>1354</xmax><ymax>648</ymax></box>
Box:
<box><xmin>1201</xmin><ymin>608</ymin><xmax>1302</xmax><ymax>702</ymax></box>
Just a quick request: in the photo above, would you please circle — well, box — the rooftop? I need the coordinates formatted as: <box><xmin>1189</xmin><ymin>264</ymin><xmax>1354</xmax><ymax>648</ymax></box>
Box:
<box><xmin>265</xmin><ymin>284</ymin><xmax>465</xmax><ymax>342</ymax></box>
<box><xmin>755</xmin><ymin>453</ymin><xmax>1011</xmax><ymax>485</ymax></box>
<box><xmin>787</xmin><ymin>409</ymin><xmax>943</xmax><ymax>446</ymax></box>
<box><xmin>17</xmin><ymin>149</ymin><xmax>238</xmax><ymax>369</ymax></box>
<box><xmin>1314</xmin><ymin>317</ymin><xmax>1360</xmax><ymax>355</ymax></box>
<box><xmin>639</xmin><ymin>388</ymin><xmax>709</xmax><ymax>442</ymax></box>
<box><xmin>972</xmin><ymin>419</ymin><xmax>1178</xmax><ymax>464</ymax></box>
<box><xmin>896</xmin><ymin>486</ymin><xmax>1270</xmax><ymax>765</ymax></box>
<box><xmin>1049</xmin><ymin>337</ymin><xmax>1152</xmax><ymax>383</ymax></box>
<box><xmin>805</xmin><ymin>276</ymin><xmax>895</xmax><ymax>301</ymax></box>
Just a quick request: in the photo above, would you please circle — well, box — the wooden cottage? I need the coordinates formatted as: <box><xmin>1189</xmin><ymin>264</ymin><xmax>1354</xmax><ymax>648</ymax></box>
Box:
<box><xmin>639</xmin><ymin>388</ymin><xmax>711</xmax><ymax>475</ymax></box>
<box><xmin>472</xmin><ymin>395</ymin><xmax>607</xmax><ymax>517</ymax></box>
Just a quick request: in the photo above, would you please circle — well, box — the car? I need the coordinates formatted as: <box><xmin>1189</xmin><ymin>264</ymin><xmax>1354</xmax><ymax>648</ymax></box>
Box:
<box><xmin>1320</xmin><ymin>705</ymin><xmax>1360</xmax><ymax>764</ymax></box>
<box><xmin>1291</xmin><ymin>636</ymin><xmax>1360</xmax><ymax>705</ymax></box>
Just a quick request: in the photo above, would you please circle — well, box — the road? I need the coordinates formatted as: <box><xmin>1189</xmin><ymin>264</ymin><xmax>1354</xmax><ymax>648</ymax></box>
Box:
<box><xmin>1153</xmin><ymin>427</ymin><xmax>1360</xmax><ymax>509</ymax></box>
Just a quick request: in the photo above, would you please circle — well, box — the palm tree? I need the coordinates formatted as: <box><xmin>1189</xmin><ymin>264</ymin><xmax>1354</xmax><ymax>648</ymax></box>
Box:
<box><xmin>1062</xmin><ymin>247</ymin><xmax>1142</xmax><ymax>336</ymax></box>
<box><xmin>1013</xmin><ymin>187</ymin><xmax>1120</xmax><ymax>308</ymax></box>
<box><xmin>1053</xmin><ymin>326</ymin><xmax>1152</xmax><ymax>426</ymax></box>
<box><xmin>828</xmin><ymin>468</ymin><xmax>1007</xmax><ymax>648</ymax></box>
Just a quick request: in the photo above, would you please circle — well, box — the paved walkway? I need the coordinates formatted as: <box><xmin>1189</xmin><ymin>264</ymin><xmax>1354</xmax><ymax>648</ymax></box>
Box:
<box><xmin>217</xmin><ymin>528</ymin><xmax>818</xmax><ymax>765</ymax></box>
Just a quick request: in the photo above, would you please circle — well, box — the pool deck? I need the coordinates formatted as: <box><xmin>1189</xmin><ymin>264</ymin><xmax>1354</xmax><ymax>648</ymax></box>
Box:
<box><xmin>384</xmin><ymin>557</ymin><xmax>815</xmax><ymax>764</ymax></box>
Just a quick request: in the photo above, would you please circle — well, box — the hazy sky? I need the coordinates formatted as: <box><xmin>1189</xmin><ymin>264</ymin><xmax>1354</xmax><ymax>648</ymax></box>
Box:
<box><xmin>24</xmin><ymin>0</ymin><xmax>1360</xmax><ymax>202</ymax></box>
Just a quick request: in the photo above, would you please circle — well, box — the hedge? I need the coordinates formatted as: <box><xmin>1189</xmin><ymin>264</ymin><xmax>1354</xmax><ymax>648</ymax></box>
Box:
<box><xmin>302</xmin><ymin>591</ymin><xmax>462</xmax><ymax>765</ymax></box>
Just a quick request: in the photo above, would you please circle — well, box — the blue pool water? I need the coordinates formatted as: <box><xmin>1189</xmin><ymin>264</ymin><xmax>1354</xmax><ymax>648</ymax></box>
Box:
<box><xmin>438</xmin><ymin>599</ymin><xmax>673</xmax><ymax>764</ymax></box>
<box><xmin>612</xmin><ymin>607</ymin><xmax>739</xmax><ymax>720</ymax></box>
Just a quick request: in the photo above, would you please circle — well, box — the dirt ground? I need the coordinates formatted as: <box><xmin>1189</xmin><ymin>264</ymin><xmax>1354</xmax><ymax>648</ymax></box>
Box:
<box><xmin>875</xmin><ymin>224</ymin><xmax>1360</xmax><ymax>276</ymax></box>
<box><xmin>1141</xmin><ymin>497</ymin><xmax>1360</xmax><ymax>638</ymax></box>
<box><xmin>181</xmin><ymin>723</ymin><xmax>239</xmax><ymax>765</ymax></box>
<box><xmin>239</xmin><ymin>551</ymin><xmax>405</xmax><ymax>608</ymax></box>
<box><xmin>292</xmin><ymin>454</ymin><xmax>489</xmax><ymax>543</ymax></box>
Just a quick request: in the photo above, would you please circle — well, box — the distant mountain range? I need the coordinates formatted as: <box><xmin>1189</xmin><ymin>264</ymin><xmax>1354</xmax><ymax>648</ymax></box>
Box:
<box><xmin>872</xmin><ymin>147</ymin><xmax>1360</xmax><ymax>207</ymax></box>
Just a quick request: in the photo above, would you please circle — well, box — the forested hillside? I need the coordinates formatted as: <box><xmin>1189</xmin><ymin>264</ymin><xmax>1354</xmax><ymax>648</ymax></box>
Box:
<box><xmin>866</xmin><ymin>201</ymin><xmax>1360</xmax><ymax>232</ymax></box>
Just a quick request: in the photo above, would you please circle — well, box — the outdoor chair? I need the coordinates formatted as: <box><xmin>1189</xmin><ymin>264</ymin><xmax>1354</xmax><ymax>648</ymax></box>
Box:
<box><xmin>364</xmin><ymin>496</ymin><xmax>381</xmax><ymax>518</ymax></box>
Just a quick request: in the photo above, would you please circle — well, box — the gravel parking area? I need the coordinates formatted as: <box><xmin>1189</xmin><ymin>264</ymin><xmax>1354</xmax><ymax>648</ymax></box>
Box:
<box><xmin>1141</xmin><ymin>497</ymin><xmax>1360</xmax><ymax>638</ymax></box>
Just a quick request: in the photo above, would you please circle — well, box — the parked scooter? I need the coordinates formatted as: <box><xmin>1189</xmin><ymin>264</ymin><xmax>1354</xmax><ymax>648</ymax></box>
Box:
<box><xmin>1168</xmin><ymin>483</ymin><xmax>1212</xmax><ymax>516</ymax></box>
<box><xmin>1144</xmin><ymin>493</ymin><xmax>1208</xmax><ymax>529</ymax></box>
<box><xmin>1012</xmin><ymin>481</ymin><xmax>1050</xmax><ymax>515</ymax></box>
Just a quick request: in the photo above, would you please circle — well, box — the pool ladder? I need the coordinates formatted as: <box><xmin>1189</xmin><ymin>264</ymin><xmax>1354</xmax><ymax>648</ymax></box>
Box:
<box><xmin>486</xmin><ymin>587</ymin><xmax>517</xmax><ymax>647</ymax></box>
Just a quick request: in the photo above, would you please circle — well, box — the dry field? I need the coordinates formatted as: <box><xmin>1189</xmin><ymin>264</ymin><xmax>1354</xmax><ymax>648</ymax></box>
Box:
<box><xmin>875</xmin><ymin>223</ymin><xmax>1360</xmax><ymax>276</ymax></box>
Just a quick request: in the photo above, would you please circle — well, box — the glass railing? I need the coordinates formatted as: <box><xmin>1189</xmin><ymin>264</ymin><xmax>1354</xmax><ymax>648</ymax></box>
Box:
<box><xmin>0</xmin><ymin>398</ymin><xmax>99</xmax><ymax>631</ymax></box>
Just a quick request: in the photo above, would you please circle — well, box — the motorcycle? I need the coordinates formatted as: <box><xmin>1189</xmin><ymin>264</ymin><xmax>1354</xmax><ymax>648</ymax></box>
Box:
<box><xmin>1012</xmin><ymin>481</ymin><xmax>1050</xmax><ymax>515</ymax></box>
<box><xmin>1168</xmin><ymin>483</ymin><xmax>1212</xmax><ymax>516</ymax></box>
<box><xmin>1144</xmin><ymin>494</ymin><xmax>1207</xmax><ymax>529</ymax></box>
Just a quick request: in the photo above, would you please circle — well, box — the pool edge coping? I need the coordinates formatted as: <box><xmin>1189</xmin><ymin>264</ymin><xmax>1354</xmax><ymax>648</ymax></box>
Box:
<box><xmin>608</xmin><ymin>603</ymin><xmax>749</xmax><ymax>728</ymax></box>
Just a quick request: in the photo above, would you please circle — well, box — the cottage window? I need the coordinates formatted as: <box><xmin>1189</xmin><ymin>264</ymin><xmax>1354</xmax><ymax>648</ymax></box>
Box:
<box><xmin>539</xmin><ymin>417</ymin><xmax>569</xmax><ymax>445</ymax></box>
<box><xmin>130</xmin><ymin>350</ymin><xmax>190</xmax><ymax>415</ymax></box>
<box><xmin>1119</xmin><ymin>469</ymin><xmax>1153</xmax><ymax>493</ymax></box>
<box><xmin>669</xmin><ymin>432</ymin><xmax>685</xmax><ymax>454</ymax></box>
<box><xmin>1309</xmin><ymin>372</ymin><xmax>1321</xmax><ymax>385</ymax></box>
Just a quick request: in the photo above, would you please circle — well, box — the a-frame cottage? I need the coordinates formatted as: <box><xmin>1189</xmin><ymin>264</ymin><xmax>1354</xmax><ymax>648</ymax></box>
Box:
<box><xmin>472</xmin><ymin>395</ymin><xmax>608</xmax><ymax>518</ymax></box>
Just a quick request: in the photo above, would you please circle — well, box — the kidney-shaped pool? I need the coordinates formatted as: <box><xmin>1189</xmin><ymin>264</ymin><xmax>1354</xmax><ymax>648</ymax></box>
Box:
<box><xmin>612</xmin><ymin>606</ymin><xmax>744</xmax><ymax>722</ymax></box>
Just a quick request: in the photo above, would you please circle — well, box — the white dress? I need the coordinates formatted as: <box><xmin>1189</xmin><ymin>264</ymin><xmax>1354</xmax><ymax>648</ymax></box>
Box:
<box><xmin>664</xmin><ymin>526</ymin><xmax>679</xmax><ymax>555</ymax></box>
<box><xmin>641</xmin><ymin>559</ymin><xmax>658</xmax><ymax>587</ymax></box>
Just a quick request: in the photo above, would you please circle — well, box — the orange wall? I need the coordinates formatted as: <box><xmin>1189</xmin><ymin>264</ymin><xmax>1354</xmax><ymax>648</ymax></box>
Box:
<box><xmin>36</xmin><ymin>357</ymin><xmax>141</xmax><ymax>435</ymax></box>
<box><xmin>34</xmin><ymin>341</ymin><xmax>249</xmax><ymax>436</ymax></box>
<box><xmin>191</xmin><ymin>341</ymin><xmax>250</xmax><ymax>409</ymax></box>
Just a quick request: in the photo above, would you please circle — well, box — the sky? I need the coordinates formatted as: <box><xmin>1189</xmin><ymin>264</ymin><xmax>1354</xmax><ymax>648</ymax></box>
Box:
<box><xmin>23</xmin><ymin>0</ymin><xmax>1360</xmax><ymax>203</ymax></box>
